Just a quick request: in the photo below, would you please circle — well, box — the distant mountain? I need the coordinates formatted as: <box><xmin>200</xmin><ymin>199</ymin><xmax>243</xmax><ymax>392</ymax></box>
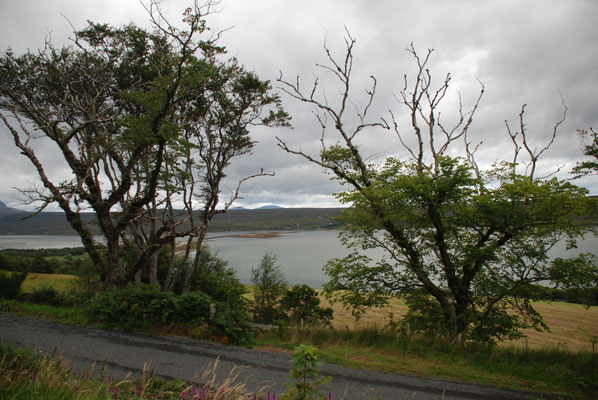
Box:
<box><xmin>0</xmin><ymin>201</ymin><xmax>25</xmax><ymax>213</ymax></box>
<box><xmin>256</xmin><ymin>205</ymin><xmax>283</xmax><ymax>210</ymax></box>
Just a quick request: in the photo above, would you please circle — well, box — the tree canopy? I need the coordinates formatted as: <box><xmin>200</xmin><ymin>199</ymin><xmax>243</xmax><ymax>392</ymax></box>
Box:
<box><xmin>0</xmin><ymin>1</ymin><xmax>288</xmax><ymax>289</ymax></box>
<box><xmin>277</xmin><ymin>35</ymin><xmax>596</xmax><ymax>343</ymax></box>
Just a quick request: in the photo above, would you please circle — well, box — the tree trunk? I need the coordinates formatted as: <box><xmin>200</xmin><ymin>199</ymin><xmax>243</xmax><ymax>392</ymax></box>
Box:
<box><xmin>181</xmin><ymin>229</ymin><xmax>208</xmax><ymax>293</ymax></box>
<box><xmin>103</xmin><ymin>232</ymin><xmax>121</xmax><ymax>290</ymax></box>
<box><xmin>149</xmin><ymin>251</ymin><xmax>160</xmax><ymax>289</ymax></box>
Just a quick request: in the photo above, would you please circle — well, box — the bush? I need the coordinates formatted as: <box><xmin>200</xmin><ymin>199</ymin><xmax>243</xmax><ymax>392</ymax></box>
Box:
<box><xmin>88</xmin><ymin>283</ymin><xmax>253</xmax><ymax>344</ymax></box>
<box><xmin>280</xmin><ymin>285</ymin><xmax>333</xmax><ymax>326</ymax></box>
<box><xmin>23</xmin><ymin>285</ymin><xmax>64</xmax><ymax>306</ymax></box>
<box><xmin>0</xmin><ymin>271</ymin><xmax>27</xmax><ymax>299</ymax></box>
<box><xmin>89</xmin><ymin>284</ymin><xmax>175</xmax><ymax>331</ymax></box>
<box><xmin>67</xmin><ymin>258</ymin><xmax>103</xmax><ymax>305</ymax></box>
<box><xmin>190</xmin><ymin>249</ymin><xmax>248</xmax><ymax>306</ymax></box>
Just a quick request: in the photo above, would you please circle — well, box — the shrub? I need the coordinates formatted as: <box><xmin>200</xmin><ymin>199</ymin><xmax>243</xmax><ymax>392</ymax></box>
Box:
<box><xmin>67</xmin><ymin>257</ymin><xmax>103</xmax><ymax>305</ymax></box>
<box><xmin>251</xmin><ymin>252</ymin><xmax>288</xmax><ymax>324</ymax></box>
<box><xmin>23</xmin><ymin>284</ymin><xmax>64</xmax><ymax>306</ymax></box>
<box><xmin>88</xmin><ymin>283</ymin><xmax>253</xmax><ymax>344</ymax></box>
<box><xmin>283</xmin><ymin>344</ymin><xmax>332</xmax><ymax>400</ymax></box>
<box><xmin>89</xmin><ymin>284</ymin><xmax>175</xmax><ymax>331</ymax></box>
<box><xmin>0</xmin><ymin>271</ymin><xmax>27</xmax><ymax>299</ymax></box>
<box><xmin>190</xmin><ymin>248</ymin><xmax>248</xmax><ymax>306</ymax></box>
<box><xmin>280</xmin><ymin>285</ymin><xmax>333</xmax><ymax>326</ymax></box>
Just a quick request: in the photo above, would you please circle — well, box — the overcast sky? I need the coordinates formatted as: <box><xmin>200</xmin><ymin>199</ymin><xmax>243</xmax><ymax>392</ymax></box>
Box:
<box><xmin>1</xmin><ymin>0</ymin><xmax>597</xmax><ymax>210</ymax></box>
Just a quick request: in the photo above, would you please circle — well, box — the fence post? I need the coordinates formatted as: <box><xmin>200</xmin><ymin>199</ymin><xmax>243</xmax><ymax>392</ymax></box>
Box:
<box><xmin>209</xmin><ymin>303</ymin><xmax>216</xmax><ymax>321</ymax></box>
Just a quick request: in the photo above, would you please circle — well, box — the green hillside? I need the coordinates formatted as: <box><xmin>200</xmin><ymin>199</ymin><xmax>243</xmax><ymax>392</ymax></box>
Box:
<box><xmin>0</xmin><ymin>207</ymin><xmax>344</xmax><ymax>235</ymax></box>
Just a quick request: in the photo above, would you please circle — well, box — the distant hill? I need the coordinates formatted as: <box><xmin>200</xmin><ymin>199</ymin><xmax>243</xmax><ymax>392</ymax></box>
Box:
<box><xmin>256</xmin><ymin>205</ymin><xmax>283</xmax><ymax>210</ymax></box>
<box><xmin>0</xmin><ymin>205</ymin><xmax>345</xmax><ymax>235</ymax></box>
<box><xmin>0</xmin><ymin>200</ymin><xmax>23</xmax><ymax>213</ymax></box>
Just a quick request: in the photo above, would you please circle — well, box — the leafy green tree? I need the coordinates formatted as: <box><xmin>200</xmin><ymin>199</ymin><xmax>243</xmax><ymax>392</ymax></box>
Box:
<box><xmin>277</xmin><ymin>35</ymin><xmax>593</xmax><ymax>343</ymax></box>
<box><xmin>0</xmin><ymin>2</ymin><xmax>287</xmax><ymax>289</ymax></box>
<box><xmin>251</xmin><ymin>251</ymin><xmax>288</xmax><ymax>323</ymax></box>
<box><xmin>280</xmin><ymin>284</ymin><xmax>333</xmax><ymax>326</ymax></box>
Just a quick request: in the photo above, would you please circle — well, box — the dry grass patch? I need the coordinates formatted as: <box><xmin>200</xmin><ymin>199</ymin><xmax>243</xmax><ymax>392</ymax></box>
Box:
<box><xmin>21</xmin><ymin>272</ymin><xmax>76</xmax><ymax>293</ymax></box>
<box><xmin>318</xmin><ymin>291</ymin><xmax>598</xmax><ymax>352</ymax></box>
<box><xmin>507</xmin><ymin>301</ymin><xmax>598</xmax><ymax>352</ymax></box>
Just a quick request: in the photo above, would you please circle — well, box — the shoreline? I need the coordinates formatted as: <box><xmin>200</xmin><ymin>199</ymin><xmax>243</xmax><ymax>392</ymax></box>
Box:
<box><xmin>175</xmin><ymin>231</ymin><xmax>295</xmax><ymax>252</ymax></box>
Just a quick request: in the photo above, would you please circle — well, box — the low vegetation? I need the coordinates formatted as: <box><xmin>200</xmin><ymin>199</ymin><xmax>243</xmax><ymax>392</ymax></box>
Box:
<box><xmin>2</xmin><ymin>256</ymin><xmax>597</xmax><ymax>398</ymax></box>
<box><xmin>0</xmin><ymin>342</ymin><xmax>333</xmax><ymax>400</ymax></box>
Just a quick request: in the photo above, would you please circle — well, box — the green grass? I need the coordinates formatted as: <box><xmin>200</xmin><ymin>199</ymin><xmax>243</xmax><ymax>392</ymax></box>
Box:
<box><xmin>0</xmin><ymin>299</ymin><xmax>90</xmax><ymax>325</ymax></box>
<box><xmin>256</xmin><ymin>326</ymin><xmax>597</xmax><ymax>398</ymax></box>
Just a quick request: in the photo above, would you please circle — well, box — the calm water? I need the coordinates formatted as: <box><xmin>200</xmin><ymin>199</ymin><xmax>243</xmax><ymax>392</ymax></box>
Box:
<box><xmin>1</xmin><ymin>231</ymin><xmax>596</xmax><ymax>288</ymax></box>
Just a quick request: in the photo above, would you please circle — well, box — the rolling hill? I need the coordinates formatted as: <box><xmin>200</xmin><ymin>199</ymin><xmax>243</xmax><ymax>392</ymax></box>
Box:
<box><xmin>0</xmin><ymin>205</ymin><xmax>344</xmax><ymax>235</ymax></box>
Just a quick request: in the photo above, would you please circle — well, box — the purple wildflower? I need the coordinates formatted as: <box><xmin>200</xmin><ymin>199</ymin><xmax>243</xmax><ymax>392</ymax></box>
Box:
<box><xmin>134</xmin><ymin>386</ymin><xmax>140</xmax><ymax>397</ymax></box>
<box><xmin>180</xmin><ymin>389</ymin><xmax>189</xmax><ymax>400</ymax></box>
<box><xmin>327</xmin><ymin>394</ymin><xmax>333</xmax><ymax>400</ymax></box>
<box><xmin>113</xmin><ymin>386</ymin><xmax>120</xmax><ymax>399</ymax></box>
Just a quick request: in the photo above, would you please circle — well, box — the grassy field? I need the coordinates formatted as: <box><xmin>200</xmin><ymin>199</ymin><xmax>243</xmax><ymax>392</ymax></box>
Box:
<box><xmin>20</xmin><ymin>272</ymin><xmax>76</xmax><ymax>293</ymax></box>
<box><xmin>320</xmin><ymin>295</ymin><xmax>598</xmax><ymax>353</ymax></box>
<box><xmin>20</xmin><ymin>272</ymin><xmax>598</xmax><ymax>352</ymax></box>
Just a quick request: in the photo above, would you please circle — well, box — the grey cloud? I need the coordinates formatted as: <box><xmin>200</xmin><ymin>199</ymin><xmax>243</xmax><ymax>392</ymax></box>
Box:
<box><xmin>1</xmin><ymin>0</ymin><xmax>597</xmax><ymax>210</ymax></box>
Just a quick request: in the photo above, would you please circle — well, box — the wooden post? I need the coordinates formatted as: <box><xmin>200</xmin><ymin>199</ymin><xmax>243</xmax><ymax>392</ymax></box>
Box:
<box><xmin>209</xmin><ymin>303</ymin><xmax>216</xmax><ymax>321</ymax></box>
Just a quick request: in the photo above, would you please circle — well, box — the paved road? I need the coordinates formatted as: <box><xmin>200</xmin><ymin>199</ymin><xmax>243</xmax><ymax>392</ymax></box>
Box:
<box><xmin>0</xmin><ymin>313</ymin><xmax>554</xmax><ymax>399</ymax></box>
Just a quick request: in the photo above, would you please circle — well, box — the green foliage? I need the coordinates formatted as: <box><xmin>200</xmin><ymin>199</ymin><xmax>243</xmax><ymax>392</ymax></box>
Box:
<box><xmin>0</xmin><ymin>271</ymin><xmax>27</xmax><ymax>299</ymax></box>
<box><xmin>282</xmin><ymin>40</ymin><xmax>595</xmax><ymax>345</ymax></box>
<box><xmin>281</xmin><ymin>285</ymin><xmax>333</xmax><ymax>326</ymax></box>
<box><xmin>22</xmin><ymin>285</ymin><xmax>64</xmax><ymax>306</ymax></box>
<box><xmin>87</xmin><ymin>283</ymin><xmax>252</xmax><ymax>344</ymax></box>
<box><xmin>251</xmin><ymin>252</ymin><xmax>288</xmax><ymax>324</ymax></box>
<box><xmin>189</xmin><ymin>248</ymin><xmax>248</xmax><ymax>306</ymax></box>
<box><xmin>399</xmin><ymin>290</ymin><xmax>452</xmax><ymax>337</ymax></box>
<box><xmin>324</xmin><ymin>155</ymin><xmax>592</xmax><ymax>344</ymax></box>
<box><xmin>283</xmin><ymin>344</ymin><xmax>332</xmax><ymax>400</ymax></box>
<box><xmin>0</xmin><ymin>248</ymin><xmax>94</xmax><ymax>276</ymax></box>
<box><xmin>67</xmin><ymin>257</ymin><xmax>103</xmax><ymax>305</ymax></box>
<box><xmin>0</xmin><ymin>4</ymin><xmax>288</xmax><ymax>290</ymax></box>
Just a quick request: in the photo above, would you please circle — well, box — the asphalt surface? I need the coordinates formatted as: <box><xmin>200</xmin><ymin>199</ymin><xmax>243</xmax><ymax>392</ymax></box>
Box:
<box><xmin>0</xmin><ymin>313</ymin><xmax>555</xmax><ymax>399</ymax></box>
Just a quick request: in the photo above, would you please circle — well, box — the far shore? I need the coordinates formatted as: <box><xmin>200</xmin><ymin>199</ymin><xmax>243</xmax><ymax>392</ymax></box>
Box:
<box><xmin>175</xmin><ymin>231</ymin><xmax>294</xmax><ymax>252</ymax></box>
